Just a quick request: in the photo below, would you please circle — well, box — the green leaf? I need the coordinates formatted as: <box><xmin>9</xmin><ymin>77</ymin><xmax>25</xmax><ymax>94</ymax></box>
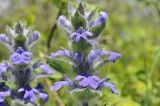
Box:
<box><xmin>72</xmin><ymin>38</ymin><xmax>92</xmax><ymax>56</ymax></box>
<box><xmin>15</xmin><ymin>22</ymin><xmax>23</xmax><ymax>34</ymax></box>
<box><xmin>77</xmin><ymin>3</ymin><xmax>85</xmax><ymax>15</ymax></box>
<box><xmin>71</xmin><ymin>11</ymin><xmax>87</xmax><ymax>30</ymax></box>
<box><xmin>52</xmin><ymin>0</ymin><xmax>67</xmax><ymax>8</ymax></box>
<box><xmin>47</xmin><ymin>58</ymin><xmax>73</xmax><ymax>75</ymax></box>
<box><xmin>89</xmin><ymin>22</ymin><xmax>106</xmax><ymax>38</ymax></box>
<box><xmin>68</xmin><ymin>1</ymin><xmax>76</xmax><ymax>17</ymax></box>
<box><xmin>14</xmin><ymin>35</ymin><xmax>27</xmax><ymax>49</ymax></box>
<box><xmin>51</xmin><ymin>0</ymin><xmax>62</xmax><ymax>7</ymax></box>
<box><xmin>87</xmin><ymin>7</ymin><xmax>97</xmax><ymax>22</ymax></box>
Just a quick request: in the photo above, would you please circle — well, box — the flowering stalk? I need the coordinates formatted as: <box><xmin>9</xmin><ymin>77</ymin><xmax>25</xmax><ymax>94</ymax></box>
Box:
<box><xmin>0</xmin><ymin>22</ymin><xmax>54</xmax><ymax>106</ymax></box>
<box><xmin>48</xmin><ymin>1</ymin><xmax>121</xmax><ymax>105</ymax></box>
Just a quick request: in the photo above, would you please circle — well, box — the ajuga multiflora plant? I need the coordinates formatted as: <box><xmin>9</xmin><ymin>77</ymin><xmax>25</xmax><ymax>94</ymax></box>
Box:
<box><xmin>0</xmin><ymin>23</ymin><xmax>54</xmax><ymax>106</ymax></box>
<box><xmin>48</xmin><ymin>1</ymin><xmax>121</xmax><ymax>106</ymax></box>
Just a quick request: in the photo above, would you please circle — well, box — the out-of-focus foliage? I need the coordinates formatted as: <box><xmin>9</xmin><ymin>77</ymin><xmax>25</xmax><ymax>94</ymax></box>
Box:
<box><xmin>0</xmin><ymin>0</ymin><xmax>159</xmax><ymax>106</ymax></box>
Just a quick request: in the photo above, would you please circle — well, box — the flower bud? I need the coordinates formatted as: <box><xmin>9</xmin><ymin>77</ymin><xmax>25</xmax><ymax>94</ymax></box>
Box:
<box><xmin>28</xmin><ymin>31</ymin><xmax>40</xmax><ymax>45</ymax></box>
<box><xmin>0</xmin><ymin>34</ymin><xmax>11</xmax><ymax>45</ymax></box>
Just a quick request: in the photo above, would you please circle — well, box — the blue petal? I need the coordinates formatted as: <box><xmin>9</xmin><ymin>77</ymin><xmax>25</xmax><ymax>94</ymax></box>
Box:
<box><xmin>49</xmin><ymin>49</ymin><xmax>70</xmax><ymax>58</ymax></box>
<box><xmin>39</xmin><ymin>64</ymin><xmax>54</xmax><ymax>75</ymax></box>
<box><xmin>58</xmin><ymin>16</ymin><xmax>70</xmax><ymax>27</ymax></box>
<box><xmin>24</xmin><ymin>90</ymin><xmax>37</xmax><ymax>103</ymax></box>
<box><xmin>10</xmin><ymin>47</ymin><xmax>32</xmax><ymax>65</ymax></box>
<box><xmin>39</xmin><ymin>92</ymin><xmax>48</xmax><ymax>103</ymax></box>
<box><xmin>50</xmin><ymin>81</ymin><xmax>69</xmax><ymax>91</ymax></box>
<box><xmin>0</xmin><ymin>34</ymin><xmax>11</xmax><ymax>45</ymax></box>
<box><xmin>102</xmin><ymin>51</ymin><xmax>121</xmax><ymax>62</ymax></box>
<box><xmin>0</xmin><ymin>63</ymin><xmax>8</xmax><ymax>75</ymax></box>
<box><xmin>28</xmin><ymin>31</ymin><xmax>40</xmax><ymax>45</ymax></box>
<box><xmin>71</xmin><ymin>29</ymin><xmax>92</xmax><ymax>43</ymax></box>
<box><xmin>0</xmin><ymin>92</ymin><xmax>5</xmax><ymax>102</ymax></box>
<box><xmin>103</xmin><ymin>82</ymin><xmax>119</xmax><ymax>95</ymax></box>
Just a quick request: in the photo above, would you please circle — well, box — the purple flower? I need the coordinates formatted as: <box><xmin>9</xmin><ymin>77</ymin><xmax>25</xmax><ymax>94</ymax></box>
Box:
<box><xmin>75</xmin><ymin>75</ymin><xmax>118</xmax><ymax>94</ymax></box>
<box><xmin>71</xmin><ymin>29</ymin><xmax>92</xmax><ymax>43</ymax></box>
<box><xmin>0</xmin><ymin>63</ymin><xmax>8</xmax><ymax>76</ymax></box>
<box><xmin>99</xmin><ymin>12</ymin><xmax>108</xmax><ymax>22</ymax></box>
<box><xmin>50</xmin><ymin>77</ymin><xmax>73</xmax><ymax>91</ymax></box>
<box><xmin>23</xmin><ymin>89</ymin><xmax>37</xmax><ymax>103</ymax></box>
<box><xmin>10</xmin><ymin>47</ymin><xmax>32</xmax><ymax>64</ymax></box>
<box><xmin>75</xmin><ymin>75</ymin><xmax>100</xmax><ymax>89</ymax></box>
<box><xmin>88</xmin><ymin>48</ymin><xmax>121</xmax><ymax>63</ymax></box>
<box><xmin>19</xmin><ymin>83</ymin><xmax>48</xmax><ymax>103</ymax></box>
<box><xmin>50</xmin><ymin>75</ymin><xmax>118</xmax><ymax>94</ymax></box>
<box><xmin>39</xmin><ymin>92</ymin><xmax>48</xmax><ymax>103</ymax></box>
<box><xmin>50</xmin><ymin>81</ymin><xmax>69</xmax><ymax>91</ymax></box>
<box><xmin>39</xmin><ymin>64</ymin><xmax>54</xmax><ymax>75</ymax></box>
<box><xmin>98</xmin><ymin>78</ymin><xmax>119</xmax><ymax>95</ymax></box>
<box><xmin>58</xmin><ymin>16</ymin><xmax>71</xmax><ymax>27</ymax></box>
<box><xmin>88</xmin><ymin>49</ymin><xmax>102</xmax><ymax>62</ymax></box>
<box><xmin>0</xmin><ymin>82</ymin><xmax>11</xmax><ymax>103</ymax></box>
<box><xmin>28</xmin><ymin>31</ymin><xmax>40</xmax><ymax>45</ymax></box>
<box><xmin>0</xmin><ymin>91</ymin><xmax>10</xmax><ymax>102</ymax></box>
<box><xmin>0</xmin><ymin>34</ymin><xmax>11</xmax><ymax>45</ymax></box>
<box><xmin>49</xmin><ymin>49</ymin><xmax>70</xmax><ymax>58</ymax></box>
<box><xmin>101</xmin><ymin>50</ymin><xmax>121</xmax><ymax>62</ymax></box>
<box><xmin>18</xmin><ymin>84</ymin><xmax>38</xmax><ymax>103</ymax></box>
<box><xmin>35</xmin><ymin>83</ymin><xmax>48</xmax><ymax>103</ymax></box>
<box><xmin>74</xmin><ymin>52</ymin><xmax>84</xmax><ymax>62</ymax></box>
<box><xmin>19</xmin><ymin>86</ymin><xmax>38</xmax><ymax>103</ymax></box>
<box><xmin>91</xmin><ymin>11</ymin><xmax>108</xmax><ymax>26</ymax></box>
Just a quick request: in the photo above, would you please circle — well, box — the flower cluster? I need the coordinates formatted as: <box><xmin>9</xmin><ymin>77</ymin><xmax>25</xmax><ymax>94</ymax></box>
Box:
<box><xmin>48</xmin><ymin>2</ymin><xmax>121</xmax><ymax>102</ymax></box>
<box><xmin>0</xmin><ymin>1</ymin><xmax>122</xmax><ymax>105</ymax></box>
<box><xmin>71</xmin><ymin>29</ymin><xmax>92</xmax><ymax>43</ymax></box>
<box><xmin>18</xmin><ymin>83</ymin><xmax>48</xmax><ymax>103</ymax></box>
<box><xmin>10</xmin><ymin>47</ymin><xmax>32</xmax><ymax>65</ymax></box>
<box><xmin>0</xmin><ymin>23</ymin><xmax>54</xmax><ymax>105</ymax></box>
<box><xmin>50</xmin><ymin>76</ymin><xmax>118</xmax><ymax>95</ymax></box>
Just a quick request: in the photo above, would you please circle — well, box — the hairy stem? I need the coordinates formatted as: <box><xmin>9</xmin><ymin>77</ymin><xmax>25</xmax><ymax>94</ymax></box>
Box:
<box><xmin>83</xmin><ymin>102</ymin><xmax>88</xmax><ymax>106</ymax></box>
<box><xmin>47</xmin><ymin>2</ymin><xmax>66</xmax><ymax>49</ymax></box>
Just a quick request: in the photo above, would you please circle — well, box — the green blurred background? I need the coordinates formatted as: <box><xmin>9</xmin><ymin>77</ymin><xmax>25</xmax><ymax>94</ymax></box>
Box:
<box><xmin>0</xmin><ymin>0</ymin><xmax>159</xmax><ymax>106</ymax></box>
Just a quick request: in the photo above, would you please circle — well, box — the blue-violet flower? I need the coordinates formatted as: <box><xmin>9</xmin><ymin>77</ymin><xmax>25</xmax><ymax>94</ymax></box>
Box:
<box><xmin>50</xmin><ymin>75</ymin><xmax>118</xmax><ymax>95</ymax></box>
<box><xmin>71</xmin><ymin>29</ymin><xmax>92</xmax><ymax>43</ymax></box>
<box><xmin>58</xmin><ymin>16</ymin><xmax>71</xmax><ymax>27</ymax></box>
<box><xmin>88</xmin><ymin>48</ymin><xmax>121</xmax><ymax>63</ymax></box>
<box><xmin>49</xmin><ymin>49</ymin><xmax>70</xmax><ymax>58</ymax></box>
<box><xmin>10</xmin><ymin>47</ymin><xmax>32</xmax><ymax>65</ymax></box>
<box><xmin>91</xmin><ymin>11</ymin><xmax>108</xmax><ymax>26</ymax></box>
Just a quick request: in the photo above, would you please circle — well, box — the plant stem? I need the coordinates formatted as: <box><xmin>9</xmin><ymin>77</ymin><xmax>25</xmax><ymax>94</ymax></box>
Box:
<box><xmin>47</xmin><ymin>2</ymin><xmax>66</xmax><ymax>49</ymax></box>
<box><xmin>83</xmin><ymin>102</ymin><xmax>88</xmax><ymax>106</ymax></box>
